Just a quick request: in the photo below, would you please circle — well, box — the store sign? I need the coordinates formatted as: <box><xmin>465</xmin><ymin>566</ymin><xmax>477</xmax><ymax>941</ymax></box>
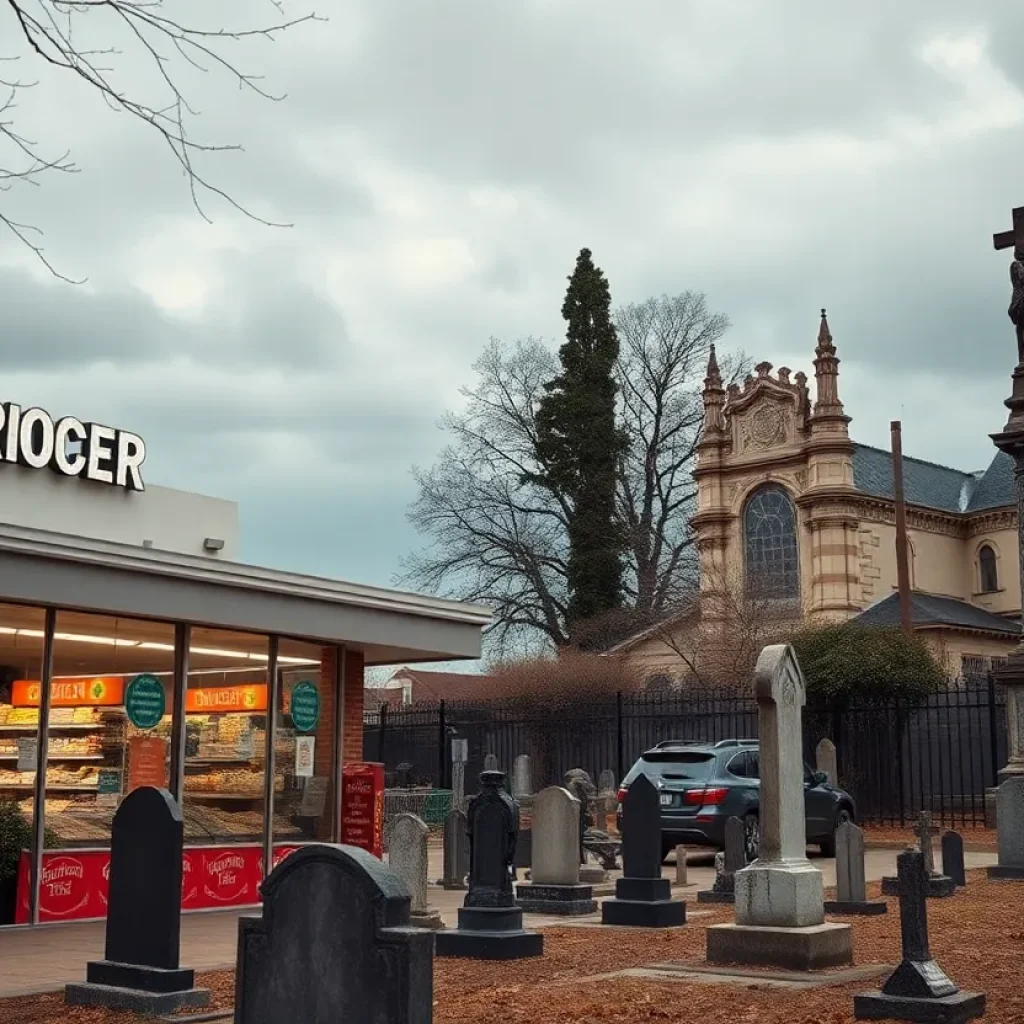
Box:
<box><xmin>341</xmin><ymin>762</ymin><xmax>385</xmax><ymax>858</ymax></box>
<box><xmin>0</xmin><ymin>402</ymin><xmax>146</xmax><ymax>491</ymax></box>
<box><xmin>12</xmin><ymin>676</ymin><xmax>124</xmax><ymax>708</ymax></box>
<box><xmin>185</xmin><ymin>684</ymin><xmax>267</xmax><ymax>714</ymax></box>
<box><xmin>290</xmin><ymin>681</ymin><xmax>320</xmax><ymax>733</ymax></box>
<box><xmin>127</xmin><ymin>735</ymin><xmax>167</xmax><ymax>791</ymax></box>
<box><xmin>124</xmin><ymin>674</ymin><xmax>166</xmax><ymax>729</ymax></box>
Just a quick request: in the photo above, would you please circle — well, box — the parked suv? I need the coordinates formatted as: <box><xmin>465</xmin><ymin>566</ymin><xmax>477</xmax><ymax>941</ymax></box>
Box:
<box><xmin>617</xmin><ymin>739</ymin><xmax>855</xmax><ymax>861</ymax></box>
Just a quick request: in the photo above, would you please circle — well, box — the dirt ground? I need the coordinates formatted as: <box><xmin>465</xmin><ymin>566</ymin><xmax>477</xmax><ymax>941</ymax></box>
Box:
<box><xmin>1</xmin><ymin>868</ymin><xmax>1020</xmax><ymax>1024</ymax></box>
<box><xmin>863</xmin><ymin>823</ymin><xmax>998</xmax><ymax>849</ymax></box>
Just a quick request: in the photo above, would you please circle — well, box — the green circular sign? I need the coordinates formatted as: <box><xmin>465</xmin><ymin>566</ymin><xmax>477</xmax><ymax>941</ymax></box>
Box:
<box><xmin>290</xmin><ymin>681</ymin><xmax>320</xmax><ymax>733</ymax></box>
<box><xmin>125</xmin><ymin>673</ymin><xmax>166</xmax><ymax>730</ymax></box>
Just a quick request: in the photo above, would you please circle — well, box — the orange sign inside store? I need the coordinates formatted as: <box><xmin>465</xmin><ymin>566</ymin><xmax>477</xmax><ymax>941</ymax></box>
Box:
<box><xmin>127</xmin><ymin>735</ymin><xmax>168</xmax><ymax>791</ymax></box>
<box><xmin>185</xmin><ymin>684</ymin><xmax>267</xmax><ymax>714</ymax></box>
<box><xmin>12</xmin><ymin>677</ymin><xmax>124</xmax><ymax>708</ymax></box>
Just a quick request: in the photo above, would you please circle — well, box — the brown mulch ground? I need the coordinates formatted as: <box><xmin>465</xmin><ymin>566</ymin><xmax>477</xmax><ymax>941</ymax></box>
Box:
<box><xmin>1</xmin><ymin>868</ymin><xmax>1020</xmax><ymax>1024</ymax></box>
<box><xmin>863</xmin><ymin>824</ymin><xmax>997</xmax><ymax>849</ymax></box>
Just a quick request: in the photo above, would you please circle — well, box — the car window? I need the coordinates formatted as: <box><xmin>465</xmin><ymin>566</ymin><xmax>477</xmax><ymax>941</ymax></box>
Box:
<box><xmin>746</xmin><ymin>752</ymin><xmax>760</xmax><ymax>779</ymax></box>
<box><xmin>624</xmin><ymin>751</ymin><xmax>716</xmax><ymax>784</ymax></box>
<box><xmin>725</xmin><ymin>752</ymin><xmax>748</xmax><ymax>778</ymax></box>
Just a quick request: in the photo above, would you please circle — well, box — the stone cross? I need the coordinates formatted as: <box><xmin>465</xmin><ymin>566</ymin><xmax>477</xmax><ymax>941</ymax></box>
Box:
<box><xmin>941</xmin><ymin>830</ymin><xmax>966</xmax><ymax>888</ymax></box>
<box><xmin>442</xmin><ymin>808</ymin><xmax>469</xmax><ymax>890</ymax></box>
<box><xmin>387</xmin><ymin>813</ymin><xmax>429</xmax><ymax>914</ymax></box>
<box><xmin>466</xmin><ymin>770</ymin><xmax>518</xmax><ymax>908</ymax></box>
<box><xmin>914</xmin><ymin>812</ymin><xmax>936</xmax><ymax>876</ymax></box>
<box><xmin>836</xmin><ymin>821</ymin><xmax>867</xmax><ymax>903</ymax></box>
<box><xmin>530</xmin><ymin>786</ymin><xmax>581</xmax><ymax>886</ymax></box>
<box><xmin>484</xmin><ymin>752</ymin><xmax>499</xmax><ymax>772</ymax></box>
<box><xmin>512</xmin><ymin>754</ymin><xmax>533</xmax><ymax>800</ymax></box>
<box><xmin>234</xmin><ymin>845</ymin><xmax>433</xmax><ymax>1024</ymax></box>
<box><xmin>815</xmin><ymin>738</ymin><xmax>838</xmax><ymax>789</ymax></box>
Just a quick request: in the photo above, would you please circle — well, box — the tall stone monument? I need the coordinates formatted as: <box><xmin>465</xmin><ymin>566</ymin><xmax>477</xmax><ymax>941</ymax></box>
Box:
<box><xmin>987</xmin><ymin>776</ymin><xmax>1024</xmax><ymax>880</ymax></box>
<box><xmin>512</xmin><ymin>754</ymin><xmax>533</xmax><ymax>801</ymax></box>
<box><xmin>706</xmin><ymin>645</ymin><xmax>853</xmax><ymax>970</ymax></box>
<box><xmin>441</xmin><ymin>808</ymin><xmax>469</xmax><ymax>890</ymax></box>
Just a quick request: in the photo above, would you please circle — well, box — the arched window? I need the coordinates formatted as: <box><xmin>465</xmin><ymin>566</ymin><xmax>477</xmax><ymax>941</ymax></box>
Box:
<box><xmin>743</xmin><ymin>485</ymin><xmax>799</xmax><ymax>600</ymax></box>
<box><xmin>979</xmin><ymin>544</ymin><xmax>999</xmax><ymax>594</ymax></box>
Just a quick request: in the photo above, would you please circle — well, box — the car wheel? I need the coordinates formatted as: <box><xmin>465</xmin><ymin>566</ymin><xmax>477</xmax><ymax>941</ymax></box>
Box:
<box><xmin>819</xmin><ymin>806</ymin><xmax>853</xmax><ymax>857</ymax></box>
<box><xmin>742</xmin><ymin>812</ymin><xmax>759</xmax><ymax>862</ymax></box>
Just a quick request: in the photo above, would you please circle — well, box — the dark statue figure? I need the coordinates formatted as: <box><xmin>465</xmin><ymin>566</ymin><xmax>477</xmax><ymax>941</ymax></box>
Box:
<box><xmin>465</xmin><ymin>770</ymin><xmax>518</xmax><ymax>908</ymax></box>
<box><xmin>1009</xmin><ymin>245</ymin><xmax>1024</xmax><ymax>365</ymax></box>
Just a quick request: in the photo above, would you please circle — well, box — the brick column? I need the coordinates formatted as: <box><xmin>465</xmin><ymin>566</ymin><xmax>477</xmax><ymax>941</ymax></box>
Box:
<box><xmin>342</xmin><ymin>647</ymin><xmax>364</xmax><ymax>763</ymax></box>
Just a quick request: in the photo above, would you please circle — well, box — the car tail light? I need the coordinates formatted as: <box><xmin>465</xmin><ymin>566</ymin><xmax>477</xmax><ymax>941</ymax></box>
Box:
<box><xmin>616</xmin><ymin>787</ymin><xmax>628</xmax><ymax>804</ymax></box>
<box><xmin>685</xmin><ymin>787</ymin><xmax>729</xmax><ymax>806</ymax></box>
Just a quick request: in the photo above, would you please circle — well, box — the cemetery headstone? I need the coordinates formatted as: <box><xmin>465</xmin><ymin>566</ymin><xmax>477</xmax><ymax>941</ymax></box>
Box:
<box><xmin>987</xmin><ymin>776</ymin><xmax>1024</xmax><ymax>880</ymax></box>
<box><xmin>387</xmin><ymin>813</ymin><xmax>444</xmax><ymax>930</ymax></box>
<box><xmin>697</xmin><ymin>817</ymin><xmax>745</xmax><ymax>904</ymax></box>
<box><xmin>442</xmin><ymin>808</ymin><xmax>469</xmax><ymax>890</ymax></box>
<box><xmin>824</xmin><ymin>822</ymin><xmax>887</xmax><ymax>915</ymax></box>
<box><xmin>882</xmin><ymin>812</ymin><xmax>955</xmax><ymax>897</ymax></box>
<box><xmin>854</xmin><ymin>849</ymin><xmax>985</xmax><ymax>1022</ymax></box>
<box><xmin>436</xmin><ymin>770</ymin><xmax>543</xmax><ymax>959</ymax></box>
<box><xmin>601</xmin><ymin>773</ymin><xmax>686</xmax><ymax>926</ymax></box>
<box><xmin>65</xmin><ymin>787</ymin><xmax>210</xmax><ymax>1014</ymax></box>
<box><xmin>816</xmin><ymin>738</ymin><xmax>838</xmax><ymax>788</ymax></box>
<box><xmin>516</xmin><ymin>786</ymin><xmax>597</xmax><ymax>915</ymax></box>
<box><xmin>234</xmin><ymin>844</ymin><xmax>433</xmax><ymax>1024</ymax></box>
<box><xmin>484</xmin><ymin>752</ymin><xmax>499</xmax><ymax>772</ymax></box>
<box><xmin>675</xmin><ymin>844</ymin><xmax>688</xmax><ymax>886</ymax></box>
<box><xmin>452</xmin><ymin>761</ymin><xmax>466</xmax><ymax>812</ymax></box>
<box><xmin>942</xmin><ymin>830</ymin><xmax>966</xmax><ymax>888</ymax></box>
<box><xmin>706</xmin><ymin>644</ymin><xmax>852</xmax><ymax>970</ymax></box>
<box><xmin>598</xmin><ymin>768</ymin><xmax>617</xmax><ymax>795</ymax></box>
<box><xmin>512</xmin><ymin>754</ymin><xmax>533</xmax><ymax>801</ymax></box>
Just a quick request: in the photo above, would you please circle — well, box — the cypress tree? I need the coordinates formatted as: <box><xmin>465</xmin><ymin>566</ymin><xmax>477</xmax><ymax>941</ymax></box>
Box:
<box><xmin>535</xmin><ymin>248</ymin><xmax>626</xmax><ymax>642</ymax></box>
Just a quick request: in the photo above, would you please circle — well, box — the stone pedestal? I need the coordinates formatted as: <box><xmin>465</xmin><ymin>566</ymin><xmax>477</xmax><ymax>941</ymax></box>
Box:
<box><xmin>410</xmin><ymin>908</ymin><xmax>445</xmax><ymax>930</ymax></box>
<box><xmin>436</xmin><ymin>906</ymin><xmax>543</xmax><ymax>959</ymax></box>
<box><xmin>66</xmin><ymin>964</ymin><xmax>209</xmax><ymax>1016</ymax></box>
<box><xmin>854</xmin><ymin>990</ymin><xmax>985</xmax><ymax>1023</ymax></box>
<box><xmin>515</xmin><ymin>882</ymin><xmax>596</xmax><ymax>915</ymax></box>
<box><xmin>706</xmin><ymin>922</ymin><xmax>854</xmax><ymax>971</ymax></box>
<box><xmin>602</xmin><ymin>877</ymin><xmax>686</xmax><ymax>927</ymax></box>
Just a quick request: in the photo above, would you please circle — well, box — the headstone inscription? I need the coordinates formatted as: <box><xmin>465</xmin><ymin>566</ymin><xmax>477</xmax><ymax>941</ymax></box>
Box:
<box><xmin>697</xmin><ymin>817</ymin><xmax>745</xmax><ymax>904</ymax></box>
<box><xmin>815</xmin><ymin>738</ymin><xmax>838</xmax><ymax>788</ymax></box>
<box><xmin>387</xmin><ymin>813</ymin><xmax>444</xmax><ymax>930</ymax></box>
<box><xmin>65</xmin><ymin>787</ymin><xmax>210</xmax><ymax>1014</ymax></box>
<box><xmin>942</xmin><ymin>830</ymin><xmax>966</xmax><ymax>888</ymax></box>
<box><xmin>988</xmin><ymin>776</ymin><xmax>1024</xmax><ymax>880</ymax></box>
<box><xmin>824</xmin><ymin>822</ymin><xmax>887</xmax><ymax>916</ymax></box>
<box><xmin>601</xmin><ymin>773</ymin><xmax>686</xmax><ymax>927</ymax></box>
<box><xmin>516</xmin><ymin>786</ymin><xmax>597</xmax><ymax>915</ymax></box>
<box><xmin>706</xmin><ymin>644</ymin><xmax>853</xmax><ymax>970</ymax></box>
<box><xmin>435</xmin><ymin>771</ymin><xmax>543</xmax><ymax>959</ymax></box>
<box><xmin>442</xmin><ymin>808</ymin><xmax>469</xmax><ymax>890</ymax></box>
<box><xmin>854</xmin><ymin>849</ymin><xmax>985</xmax><ymax>1022</ymax></box>
<box><xmin>234</xmin><ymin>844</ymin><xmax>433</xmax><ymax>1024</ymax></box>
<box><xmin>882</xmin><ymin>812</ymin><xmax>955</xmax><ymax>897</ymax></box>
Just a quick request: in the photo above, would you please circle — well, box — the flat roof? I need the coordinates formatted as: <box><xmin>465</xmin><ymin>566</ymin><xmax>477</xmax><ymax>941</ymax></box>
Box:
<box><xmin>0</xmin><ymin>523</ymin><xmax>490</xmax><ymax>666</ymax></box>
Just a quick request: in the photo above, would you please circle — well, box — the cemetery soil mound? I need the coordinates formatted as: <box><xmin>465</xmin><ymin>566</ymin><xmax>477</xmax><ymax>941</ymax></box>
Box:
<box><xmin>2</xmin><ymin>870</ymin><xmax>1023</xmax><ymax>1024</ymax></box>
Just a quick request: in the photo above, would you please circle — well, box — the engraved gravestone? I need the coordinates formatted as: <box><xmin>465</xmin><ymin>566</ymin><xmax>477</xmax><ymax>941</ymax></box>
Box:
<box><xmin>988</xmin><ymin>776</ymin><xmax>1024</xmax><ymax>879</ymax></box>
<box><xmin>825</xmin><ymin>822</ymin><xmax>886</xmax><ymax>916</ymax></box>
<box><xmin>442</xmin><ymin>808</ymin><xmax>469</xmax><ymax>890</ymax></box>
<box><xmin>65</xmin><ymin>787</ymin><xmax>209</xmax><ymax>1014</ymax></box>
<box><xmin>387</xmin><ymin>813</ymin><xmax>443</xmax><ymax>930</ymax></box>
<box><xmin>816</xmin><ymin>738</ymin><xmax>838</xmax><ymax>788</ymax></box>
<box><xmin>697</xmin><ymin>817</ymin><xmax>745</xmax><ymax>904</ymax></box>
<box><xmin>942</xmin><ymin>830</ymin><xmax>966</xmax><ymax>888</ymax></box>
<box><xmin>234</xmin><ymin>844</ymin><xmax>434</xmax><ymax>1024</ymax></box>
<box><xmin>854</xmin><ymin>849</ymin><xmax>984</xmax><ymax>1021</ymax></box>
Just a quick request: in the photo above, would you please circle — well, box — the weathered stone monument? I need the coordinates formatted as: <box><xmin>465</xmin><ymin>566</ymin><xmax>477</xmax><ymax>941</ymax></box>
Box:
<box><xmin>882</xmin><ymin>813</ymin><xmax>955</xmax><ymax>897</ymax></box>
<box><xmin>436</xmin><ymin>770</ymin><xmax>543</xmax><ymax>959</ymax></box>
<box><xmin>512</xmin><ymin>754</ymin><xmax>533</xmax><ymax>801</ymax></box>
<box><xmin>824</xmin><ymin>821</ymin><xmax>886</xmax><ymax>916</ymax></box>
<box><xmin>234</xmin><ymin>844</ymin><xmax>433</xmax><ymax>1024</ymax></box>
<box><xmin>987</xmin><ymin>776</ymin><xmax>1024</xmax><ymax>879</ymax></box>
<box><xmin>442</xmin><ymin>808</ymin><xmax>469</xmax><ymax>890</ymax></box>
<box><xmin>854</xmin><ymin>849</ymin><xmax>984</xmax><ymax>1022</ymax></box>
<box><xmin>706</xmin><ymin>644</ymin><xmax>853</xmax><ymax>970</ymax></box>
<box><xmin>516</xmin><ymin>786</ymin><xmax>596</xmax><ymax>915</ymax></box>
<box><xmin>65</xmin><ymin>788</ymin><xmax>209</xmax><ymax>1014</ymax></box>
<box><xmin>697</xmin><ymin>817</ymin><xmax>745</xmax><ymax>904</ymax></box>
<box><xmin>387</xmin><ymin>813</ymin><xmax>443</xmax><ymax>930</ymax></box>
<box><xmin>484</xmin><ymin>752</ymin><xmax>499</xmax><ymax>772</ymax></box>
<box><xmin>601</xmin><ymin>773</ymin><xmax>686</xmax><ymax>926</ymax></box>
<box><xmin>815</xmin><ymin>738</ymin><xmax>838</xmax><ymax>788</ymax></box>
<box><xmin>942</xmin><ymin>830</ymin><xmax>966</xmax><ymax>888</ymax></box>
<box><xmin>452</xmin><ymin>760</ymin><xmax>466</xmax><ymax>812</ymax></box>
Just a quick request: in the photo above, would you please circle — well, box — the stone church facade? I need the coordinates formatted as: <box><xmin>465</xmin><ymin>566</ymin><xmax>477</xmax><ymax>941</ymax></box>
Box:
<box><xmin>617</xmin><ymin>311</ymin><xmax>1020</xmax><ymax>681</ymax></box>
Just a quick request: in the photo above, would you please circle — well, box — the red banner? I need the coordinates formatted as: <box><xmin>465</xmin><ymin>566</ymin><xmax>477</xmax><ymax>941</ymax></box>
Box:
<box><xmin>341</xmin><ymin>762</ymin><xmax>384</xmax><ymax>858</ymax></box>
<box><xmin>15</xmin><ymin>843</ymin><xmax>304</xmax><ymax>924</ymax></box>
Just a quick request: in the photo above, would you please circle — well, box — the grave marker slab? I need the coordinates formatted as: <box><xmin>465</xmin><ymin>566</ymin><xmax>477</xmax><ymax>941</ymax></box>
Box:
<box><xmin>816</xmin><ymin>738</ymin><xmax>838</xmax><ymax>788</ymax></box>
<box><xmin>598</xmin><ymin>769</ymin><xmax>617</xmax><ymax>795</ymax></box>
<box><xmin>442</xmin><ymin>808</ymin><xmax>469</xmax><ymax>890</ymax></box>
<box><xmin>388</xmin><ymin>813</ymin><xmax>443</xmax><ymax>930</ymax></box>
<box><xmin>65</xmin><ymin>787</ymin><xmax>209</xmax><ymax>1014</ymax></box>
<box><xmin>854</xmin><ymin>849</ymin><xmax>984</xmax><ymax>1022</ymax></box>
<box><xmin>942</xmin><ymin>831</ymin><xmax>966</xmax><ymax>888</ymax></box>
<box><xmin>824</xmin><ymin>822</ymin><xmax>887</xmax><ymax>916</ymax></box>
<box><xmin>436</xmin><ymin>770</ymin><xmax>543</xmax><ymax>959</ymax></box>
<box><xmin>697</xmin><ymin>817</ymin><xmax>745</xmax><ymax>904</ymax></box>
<box><xmin>234</xmin><ymin>844</ymin><xmax>433</xmax><ymax>1024</ymax></box>
<box><xmin>512</xmin><ymin>754</ymin><xmax>533</xmax><ymax>800</ymax></box>
<box><xmin>988</xmin><ymin>776</ymin><xmax>1024</xmax><ymax>879</ymax></box>
<box><xmin>601</xmin><ymin>773</ymin><xmax>686</xmax><ymax>927</ymax></box>
<box><xmin>484</xmin><ymin>753</ymin><xmax>499</xmax><ymax>772</ymax></box>
<box><xmin>882</xmin><ymin>813</ymin><xmax>955</xmax><ymax>897</ymax></box>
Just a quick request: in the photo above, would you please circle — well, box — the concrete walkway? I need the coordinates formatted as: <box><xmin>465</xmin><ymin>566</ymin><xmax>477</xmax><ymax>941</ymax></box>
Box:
<box><xmin>0</xmin><ymin>846</ymin><xmax>997</xmax><ymax>998</ymax></box>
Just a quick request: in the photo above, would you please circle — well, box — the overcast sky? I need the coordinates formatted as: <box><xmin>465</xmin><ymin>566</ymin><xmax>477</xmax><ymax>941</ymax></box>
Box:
<box><xmin>2</xmin><ymin>1</ymin><xmax>1023</xmax><ymax>595</ymax></box>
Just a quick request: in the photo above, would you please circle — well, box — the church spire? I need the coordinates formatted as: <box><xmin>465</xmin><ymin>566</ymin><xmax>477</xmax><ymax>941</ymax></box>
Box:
<box><xmin>812</xmin><ymin>307</ymin><xmax>845</xmax><ymax>419</ymax></box>
<box><xmin>701</xmin><ymin>343</ymin><xmax>725</xmax><ymax>436</ymax></box>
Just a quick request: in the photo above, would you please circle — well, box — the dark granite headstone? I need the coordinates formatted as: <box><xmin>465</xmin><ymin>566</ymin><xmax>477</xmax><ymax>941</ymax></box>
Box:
<box><xmin>234</xmin><ymin>844</ymin><xmax>433</xmax><ymax>1024</ymax></box>
<box><xmin>601</xmin><ymin>774</ymin><xmax>685</xmax><ymax>927</ymax></box>
<box><xmin>854</xmin><ymin>850</ymin><xmax>984</xmax><ymax>1022</ymax></box>
<box><xmin>941</xmin><ymin>830</ymin><xmax>966</xmax><ymax>888</ymax></box>
<box><xmin>65</xmin><ymin>787</ymin><xmax>209</xmax><ymax>1014</ymax></box>
<box><xmin>436</xmin><ymin>771</ymin><xmax>542</xmax><ymax>959</ymax></box>
<box><xmin>441</xmin><ymin>808</ymin><xmax>469</xmax><ymax>890</ymax></box>
<box><xmin>697</xmin><ymin>817</ymin><xmax>744</xmax><ymax>905</ymax></box>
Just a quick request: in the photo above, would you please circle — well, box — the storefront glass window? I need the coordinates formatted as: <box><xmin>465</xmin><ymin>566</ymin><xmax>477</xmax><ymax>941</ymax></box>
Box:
<box><xmin>0</xmin><ymin>602</ymin><xmax>48</xmax><ymax>926</ymax></box>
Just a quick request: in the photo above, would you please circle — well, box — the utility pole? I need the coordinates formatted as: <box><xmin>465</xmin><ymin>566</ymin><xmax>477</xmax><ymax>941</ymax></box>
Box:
<box><xmin>890</xmin><ymin>420</ymin><xmax>913</xmax><ymax>635</ymax></box>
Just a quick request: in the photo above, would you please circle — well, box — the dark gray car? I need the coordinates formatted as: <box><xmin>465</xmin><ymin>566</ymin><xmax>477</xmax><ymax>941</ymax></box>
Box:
<box><xmin>617</xmin><ymin>738</ymin><xmax>855</xmax><ymax>861</ymax></box>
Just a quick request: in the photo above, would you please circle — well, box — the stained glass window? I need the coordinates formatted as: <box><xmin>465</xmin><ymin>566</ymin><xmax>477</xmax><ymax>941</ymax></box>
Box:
<box><xmin>744</xmin><ymin>485</ymin><xmax>799</xmax><ymax>599</ymax></box>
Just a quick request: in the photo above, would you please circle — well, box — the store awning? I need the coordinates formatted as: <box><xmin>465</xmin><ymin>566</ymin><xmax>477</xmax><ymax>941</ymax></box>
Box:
<box><xmin>0</xmin><ymin>524</ymin><xmax>490</xmax><ymax>665</ymax></box>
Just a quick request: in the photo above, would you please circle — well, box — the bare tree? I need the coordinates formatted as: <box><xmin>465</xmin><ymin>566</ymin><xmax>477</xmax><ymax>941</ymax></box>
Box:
<box><xmin>1</xmin><ymin>0</ymin><xmax>317</xmax><ymax>279</ymax></box>
<box><xmin>400</xmin><ymin>293</ymin><xmax>743</xmax><ymax>654</ymax></box>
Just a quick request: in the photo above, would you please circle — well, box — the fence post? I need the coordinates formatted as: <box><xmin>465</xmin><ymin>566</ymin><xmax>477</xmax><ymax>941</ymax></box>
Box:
<box><xmin>438</xmin><ymin>699</ymin><xmax>447</xmax><ymax>789</ymax></box>
<box><xmin>987</xmin><ymin>671</ymin><xmax>1000</xmax><ymax>788</ymax></box>
<box><xmin>616</xmin><ymin>691</ymin><xmax>624</xmax><ymax>782</ymax></box>
<box><xmin>377</xmin><ymin>701</ymin><xmax>388</xmax><ymax>763</ymax></box>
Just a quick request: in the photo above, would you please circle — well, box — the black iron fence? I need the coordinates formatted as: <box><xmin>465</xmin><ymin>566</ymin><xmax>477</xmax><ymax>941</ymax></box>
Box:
<box><xmin>363</xmin><ymin>675</ymin><xmax>1006</xmax><ymax>828</ymax></box>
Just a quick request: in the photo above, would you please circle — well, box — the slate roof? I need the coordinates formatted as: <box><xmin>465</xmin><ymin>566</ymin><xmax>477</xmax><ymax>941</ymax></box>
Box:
<box><xmin>852</xmin><ymin>591</ymin><xmax>1020</xmax><ymax>636</ymax></box>
<box><xmin>851</xmin><ymin>444</ymin><xmax>1014</xmax><ymax>514</ymax></box>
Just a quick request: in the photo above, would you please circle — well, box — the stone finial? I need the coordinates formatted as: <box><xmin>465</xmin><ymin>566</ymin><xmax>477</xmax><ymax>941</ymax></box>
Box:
<box><xmin>811</xmin><ymin>306</ymin><xmax>846</xmax><ymax>422</ymax></box>
<box><xmin>777</xmin><ymin>366</ymin><xmax>791</xmax><ymax>384</ymax></box>
<box><xmin>816</xmin><ymin>307</ymin><xmax>835</xmax><ymax>356</ymax></box>
<box><xmin>701</xmin><ymin>343</ymin><xmax>726</xmax><ymax>439</ymax></box>
<box><xmin>705</xmin><ymin>343</ymin><xmax>722</xmax><ymax>387</ymax></box>
<box><xmin>755</xmin><ymin>360</ymin><xmax>773</xmax><ymax>378</ymax></box>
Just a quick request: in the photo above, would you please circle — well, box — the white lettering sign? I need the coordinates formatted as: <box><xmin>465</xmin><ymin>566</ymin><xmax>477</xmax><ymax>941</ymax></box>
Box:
<box><xmin>0</xmin><ymin>403</ymin><xmax>145</xmax><ymax>491</ymax></box>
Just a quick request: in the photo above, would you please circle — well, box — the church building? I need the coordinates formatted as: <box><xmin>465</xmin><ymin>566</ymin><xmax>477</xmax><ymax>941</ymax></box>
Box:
<box><xmin>616</xmin><ymin>311</ymin><xmax>1020</xmax><ymax>682</ymax></box>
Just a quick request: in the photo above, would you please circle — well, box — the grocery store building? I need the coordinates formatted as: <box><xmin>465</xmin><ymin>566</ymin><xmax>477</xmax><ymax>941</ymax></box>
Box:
<box><xmin>0</xmin><ymin>401</ymin><xmax>490</xmax><ymax>927</ymax></box>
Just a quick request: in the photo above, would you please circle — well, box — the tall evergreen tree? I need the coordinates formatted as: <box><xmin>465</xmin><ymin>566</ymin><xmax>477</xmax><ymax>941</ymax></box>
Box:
<box><xmin>534</xmin><ymin>248</ymin><xmax>626</xmax><ymax>642</ymax></box>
